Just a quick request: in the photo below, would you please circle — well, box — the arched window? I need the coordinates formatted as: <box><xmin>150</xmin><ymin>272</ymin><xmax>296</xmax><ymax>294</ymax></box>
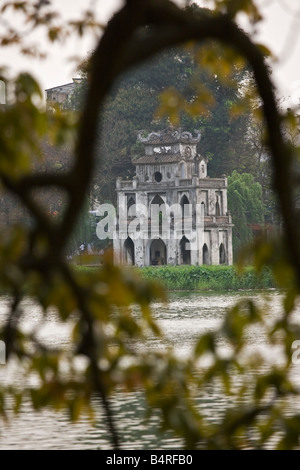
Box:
<box><xmin>201</xmin><ymin>202</ymin><xmax>206</xmax><ymax>217</ymax></box>
<box><xmin>202</xmin><ymin>243</ymin><xmax>209</xmax><ymax>265</ymax></box>
<box><xmin>150</xmin><ymin>195</ymin><xmax>165</xmax><ymax>237</ymax></box>
<box><xmin>215</xmin><ymin>201</ymin><xmax>220</xmax><ymax>216</ymax></box>
<box><xmin>180</xmin><ymin>236</ymin><xmax>191</xmax><ymax>265</ymax></box>
<box><xmin>219</xmin><ymin>243</ymin><xmax>226</xmax><ymax>264</ymax></box>
<box><xmin>180</xmin><ymin>195</ymin><xmax>189</xmax><ymax>209</ymax></box>
<box><xmin>151</xmin><ymin>194</ymin><xmax>165</xmax><ymax>206</ymax></box>
<box><xmin>180</xmin><ymin>195</ymin><xmax>190</xmax><ymax>234</ymax></box>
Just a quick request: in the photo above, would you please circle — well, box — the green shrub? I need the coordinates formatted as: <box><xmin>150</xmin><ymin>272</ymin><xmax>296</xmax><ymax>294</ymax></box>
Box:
<box><xmin>138</xmin><ymin>265</ymin><xmax>275</xmax><ymax>291</ymax></box>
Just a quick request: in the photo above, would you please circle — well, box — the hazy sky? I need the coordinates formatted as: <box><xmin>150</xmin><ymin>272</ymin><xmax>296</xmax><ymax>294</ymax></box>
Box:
<box><xmin>1</xmin><ymin>0</ymin><xmax>299</xmax><ymax>105</ymax></box>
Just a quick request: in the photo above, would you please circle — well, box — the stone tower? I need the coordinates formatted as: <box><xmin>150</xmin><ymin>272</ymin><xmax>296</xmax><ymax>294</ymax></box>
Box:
<box><xmin>113</xmin><ymin>128</ymin><xmax>233</xmax><ymax>266</ymax></box>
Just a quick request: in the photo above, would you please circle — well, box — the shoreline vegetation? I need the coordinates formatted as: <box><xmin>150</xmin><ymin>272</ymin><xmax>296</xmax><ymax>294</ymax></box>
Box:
<box><xmin>75</xmin><ymin>263</ymin><xmax>275</xmax><ymax>291</ymax></box>
<box><xmin>139</xmin><ymin>265</ymin><xmax>275</xmax><ymax>291</ymax></box>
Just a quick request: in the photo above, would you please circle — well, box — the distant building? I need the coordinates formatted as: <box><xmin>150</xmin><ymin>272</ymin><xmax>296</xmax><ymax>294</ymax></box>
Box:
<box><xmin>0</xmin><ymin>79</ymin><xmax>5</xmax><ymax>104</ymax></box>
<box><xmin>114</xmin><ymin>127</ymin><xmax>233</xmax><ymax>267</ymax></box>
<box><xmin>45</xmin><ymin>78</ymin><xmax>81</xmax><ymax>107</ymax></box>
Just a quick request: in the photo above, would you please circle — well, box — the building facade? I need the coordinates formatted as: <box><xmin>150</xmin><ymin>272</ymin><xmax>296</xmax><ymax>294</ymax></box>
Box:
<box><xmin>45</xmin><ymin>78</ymin><xmax>81</xmax><ymax>108</ymax></box>
<box><xmin>113</xmin><ymin>128</ymin><xmax>233</xmax><ymax>267</ymax></box>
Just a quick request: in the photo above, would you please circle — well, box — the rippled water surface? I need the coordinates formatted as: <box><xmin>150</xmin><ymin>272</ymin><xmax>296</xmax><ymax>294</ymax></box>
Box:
<box><xmin>0</xmin><ymin>290</ymin><xmax>300</xmax><ymax>449</ymax></box>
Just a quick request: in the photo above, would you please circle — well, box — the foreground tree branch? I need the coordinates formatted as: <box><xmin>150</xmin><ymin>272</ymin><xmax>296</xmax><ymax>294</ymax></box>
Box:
<box><xmin>0</xmin><ymin>0</ymin><xmax>299</xmax><ymax>450</ymax></box>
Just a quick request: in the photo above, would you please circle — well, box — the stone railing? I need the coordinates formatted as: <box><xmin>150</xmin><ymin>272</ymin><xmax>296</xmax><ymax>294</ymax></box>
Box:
<box><xmin>204</xmin><ymin>215</ymin><xmax>231</xmax><ymax>224</ymax></box>
<box><xmin>117</xmin><ymin>176</ymin><xmax>227</xmax><ymax>190</ymax></box>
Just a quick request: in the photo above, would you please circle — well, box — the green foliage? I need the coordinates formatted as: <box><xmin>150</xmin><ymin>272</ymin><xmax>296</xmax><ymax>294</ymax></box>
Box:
<box><xmin>140</xmin><ymin>264</ymin><xmax>274</xmax><ymax>291</ymax></box>
<box><xmin>0</xmin><ymin>74</ymin><xmax>46</xmax><ymax>178</ymax></box>
<box><xmin>228</xmin><ymin>170</ymin><xmax>264</xmax><ymax>258</ymax></box>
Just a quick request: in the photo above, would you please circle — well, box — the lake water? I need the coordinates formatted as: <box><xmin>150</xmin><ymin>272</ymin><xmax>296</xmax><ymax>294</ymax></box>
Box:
<box><xmin>0</xmin><ymin>290</ymin><xmax>300</xmax><ymax>449</ymax></box>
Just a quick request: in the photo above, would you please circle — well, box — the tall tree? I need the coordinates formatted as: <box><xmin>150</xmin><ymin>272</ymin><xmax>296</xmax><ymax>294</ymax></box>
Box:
<box><xmin>228</xmin><ymin>170</ymin><xmax>264</xmax><ymax>258</ymax></box>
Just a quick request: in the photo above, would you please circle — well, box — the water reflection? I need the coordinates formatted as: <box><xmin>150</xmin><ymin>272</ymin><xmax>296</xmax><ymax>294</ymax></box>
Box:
<box><xmin>0</xmin><ymin>290</ymin><xmax>299</xmax><ymax>449</ymax></box>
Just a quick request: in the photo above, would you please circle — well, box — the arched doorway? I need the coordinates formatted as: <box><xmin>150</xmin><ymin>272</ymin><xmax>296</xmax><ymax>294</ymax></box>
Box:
<box><xmin>202</xmin><ymin>243</ymin><xmax>209</xmax><ymax>265</ymax></box>
<box><xmin>180</xmin><ymin>194</ymin><xmax>189</xmax><ymax>208</ymax></box>
<box><xmin>219</xmin><ymin>243</ymin><xmax>226</xmax><ymax>264</ymax></box>
<box><xmin>149</xmin><ymin>238</ymin><xmax>166</xmax><ymax>265</ymax></box>
<box><xmin>180</xmin><ymin>236</ymin><xmax>191</xmax><ymax>265</ymax></box>
<box><xmin>124</xmin><ymin>237</ymin><xmax>135</xmax><ymax>265</ymax></box>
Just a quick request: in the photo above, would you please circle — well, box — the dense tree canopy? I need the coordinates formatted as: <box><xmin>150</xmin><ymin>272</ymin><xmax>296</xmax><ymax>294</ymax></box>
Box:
<box><xmin>228</xmin><ymin>170</ymin><xmax>264</xmax><ymax>257</ymax></box>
